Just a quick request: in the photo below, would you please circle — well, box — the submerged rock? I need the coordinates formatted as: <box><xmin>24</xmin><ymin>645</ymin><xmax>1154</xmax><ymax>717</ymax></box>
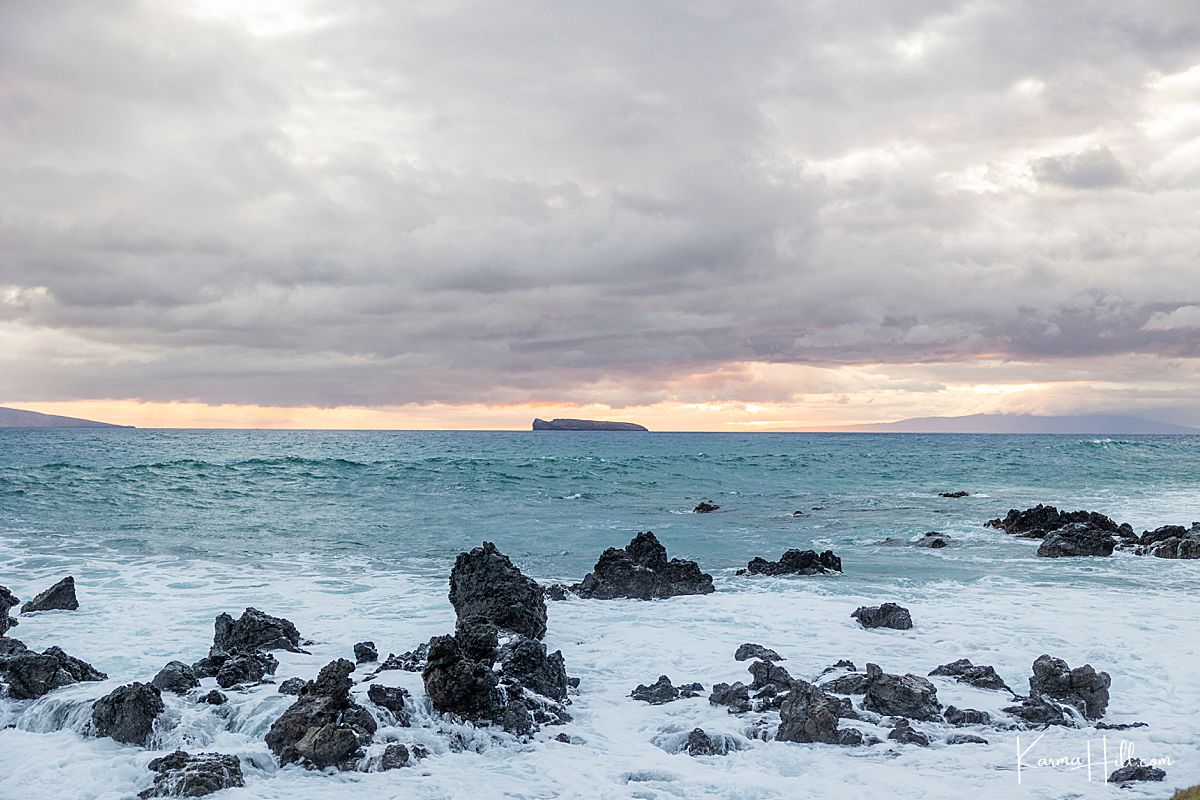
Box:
<box><xmin>947</xmin><ymin>733</ymin><xmax>989</xmax><ymax>745</ymax></box>
<box><xmin>1137</xmin><ymin>523</ymin><xmax>1200</xmax><ymax>559</ymax></box>
<box><xmin>138</xmin><ymin>751</ymin><xmax>244</xmax><ymax>798</ymax></box>
<box><xmin>684</xmin><ymin>728</ymin><xmax>739</xmax><ymax>756</ymax></box>
<box><xmin>573</xmin><ymin>531</ymin><xmax>714</xmax><ymax>600</ymax></box>
<box><xmin>986</xmin><ymin>504</ymin><xmax>1129</xmax><ymax>539</ymax></box>
<box><xmin>914</xmin><ymin>532</ymin><xmax>951</xmax><ymax>548</ymax></box>
<box><xmin>1036</xmin><ymin>522</ymin><xmax>1116</xmax><ymax>558</ymax></box>
<box><xmin>693</xmin><ymin>501</ymin><xmax>720</xmax><ymax>513</ymax></box>
<box><xmin>353</xmin><ymin>641</ymin><xmax>378</xmax><ymax>663</ymax></box>
<box><xmin>861</xmin><ymin>663</ymin><xmax>942</xmax><ymax>721</ymax></box>
<box><xmin>734</xmin><ymin>643</ymin><xmax>782</xmax><ymax>662</ymax></box>
<box><xmin>740</xmin><ymin>549</ymin><xmax>842</xmax><ymax>576</ymax></box>
<box><xmin>265</xmin><ymin>659</ymin><xmax>377</xmax><ymax>770</ymax></box>
<box><xmin>0</xmin><ymin>644</ymin><xmax>108</xmax><ymax>699</ymax></box>
<box><xmin>887</xmin><ymin>718</ymin><xmax>930</xmax><ymax>746</ymax></box>
<box><xmin>1108</xmin><ymin>759</ymin><xmax>1166</xmax><ymax>784</ymax></box>
<box><xmin>939</xmin><ymin>491</ymin><xmax>970</xmax><ymax>498</ymax></box>
<box><xmin>210</xmin><ymin>608</ymin><xmax>303</xmax><ymax>657</ymax></box>
<box><xmin>929</xmin><ymin>659</ymin><xmax>1013</xmax><ymax>693</ymax></box>
<box><xmin>20</xmin><ymin>576</ymin><xmax>78</xmax><ymax>613</ymax></box>
<box><xmin>449</xmin><ymin>542</ymin><xmax>547</xmax><ymax>640</ymax></box>
<box><xmin>198</xmin><ymin>690</ymin><xmax>227</xmax><ymax>706</ymax></box>
<box><xmin>151</xmin><ymin>661</ymin><xmax>199</xmax><ymax>695</ymax></box>
<box><xmin>852</xmin><ymin>603</ymin><xmax>913</xmax><ymax>630</ymax></box>
<box><xmin>92</xmin><ymin>682</ymin><xmax>165</xmax><ymax>746</ymax></box>
<box><xmin>0</xmin><ymin>585</ymin><xmax>18</xmax><ymax>635</ymax></box>
<box><xmin>367</xmin><ymin>684</ymin><xmax>412</xmax><ymax>726</ymax></box>
<box><xmin>1028</xmin><ymin>654</ymin><xmax>1110</xmax><ymax>720</ymax></box>
<box><xmin>380</xmin><ymin>743</ymin><xmax>412</xmax><ymax>770</ymax></box>
<box><xmin>631</xmin><ymin>675</ymin><xmax>682</xmax><ymax>705</ymax></box>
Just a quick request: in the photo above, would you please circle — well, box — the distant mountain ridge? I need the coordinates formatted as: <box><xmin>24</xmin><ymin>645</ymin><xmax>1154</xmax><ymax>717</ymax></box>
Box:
<box><xmin>533</xmin><ymin>418</ymin><xmax>649</xmax><ymax>431</ymax></box>
<box><xmin>839</xmin><ymin>413</ymin><xmax>1198</xmax><ymax>434</ymax></box>
<box><xmin>0</xmin><ymin>407</ymin><xmax>132</xmax><ymax>429</ymax></box>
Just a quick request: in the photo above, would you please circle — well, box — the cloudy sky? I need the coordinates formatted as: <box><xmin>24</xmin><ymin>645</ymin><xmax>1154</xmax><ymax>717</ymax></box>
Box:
<box><xmin>2</xmin><ymin>0</ymin><xmax>1199</xmax><ymax>429</ymax></box>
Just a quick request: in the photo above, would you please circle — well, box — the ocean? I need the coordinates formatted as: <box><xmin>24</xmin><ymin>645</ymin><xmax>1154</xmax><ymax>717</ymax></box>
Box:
<box><xmin>1</xmin><ymin>430</ymin><xmax>1198</xmax><ymax>798</ymax></box>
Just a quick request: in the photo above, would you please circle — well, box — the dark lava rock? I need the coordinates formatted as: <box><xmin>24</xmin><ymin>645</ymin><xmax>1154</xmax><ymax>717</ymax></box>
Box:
<box><xmin>573</xmin><ymin>531</ymin><xmax>715</xmax><ymax>600</ymax></box>
<box><xmin>455</xmin><ymin>620</ymin><xmax>500</xmax><ymax>664</ymax></box>
<box><xmin>353</xmin><ymin>641</ymin><xmax>378</xmax><ymax>663</ymax></box>
<box><xmin>544</xmin><ymin>584</ymin><xmax>570</xmax><ymax>601</ymax></box>
<box><xmin>449</xmin><ymin>542</ymin><xmax>547</xmax><ymax>640</ymax></box>
<box><xmin>1108</xmin><ymin>759</ymin><xmax>1166</xmax><ymax>784</ymax></box>
<box><xmin>367</xmin><ymin>684</ymin><xmax>412</xmax><ymax>726</ymax></box>
<box><xmin>734</xmin><ymin>643</ymin><xmax>782</xmax><ymax>662</ymax></box>
<box><xmin>138</xmin><ymin>751</ymin><xmax>244</xmax><ymax>798</ymax></box>
<box><xmin>380</xmin><ymin>743</ymin><xmax>411</xmax><ymax>770</ymax></box>
<box><xmin>499</xmin><ymin>635</ymin><xmax>569</xmax><ymax>702</ymax></box>
<box><xmin>741</xmin><ymin>549</ymin><xmax>842</xmax><ymax>576</ymax></box>
<box><xmin>151</xmin><ymin>661</ymin><xmax>199</xmax><ymax>694</ymax></box>
<box><xmin>265</xmin><ymin>658</ymin><xmax>377</xmax><ymax>770</ymax></box>
<box><xmin>862</xmin><ymin>663</ymin><xmax>942</xmax><ymax>721</ymax></box>
<box><xmin>0</xmin><ymin>637</ymin><xmax>27</xmax><ymax>658</ymax></box>
<box><xmin>944</xmin><ymin>705</ymin><xmax>991</xmax><ymax>725</ymax></box>
<box><xmin>1004</xmin><ymin>695</ymin><xmax>1074</xmax><ymax>727</ymax></box>
<box><xmin>215</xmin><ymin>651</ymin><xmax>278</xmax><ymax>689</ymax></box>
<box><xmin>914</xmin><ymin>532</ymin><xmax>951</xmax><ymax>548</ymax></box>
<box><xmin>631</xmin><ymin>675</ymin><xmax>681</xmax><ymax>705</ymax></box>
<box><xmin>0</xmin><ymin>645</ymin><xmax>108</xmax><ymax>699</ymax></box>
<box><xmin>822</xmin><ymin>672</ymin><xmax>870</xmax><ymax>695</ymax></box>
<box><xmin>947</xmin><ymin>733</ymin><xmax>989</xmax><ymax>744</ymax></box>
<box><xmin>20</xmin><ymin>576</ymin><xmax>79</xmax><ymax>613</ymax></box>
<box><xmin>887</xmin><ymin>718</ymin><xmax>930</xmax><ymax>746</ymax></box>
<box><xmin>709</xmin><ymin>682</ymin><xmax>752</xmax><ymax>714</ymax></box>
<box><xmin>378</xmin><ymin>643</ymin><xmax>429</xmax><ymax>673</ymax></box>
<box><xmin>278</xmin><ymin>677</ymin><xmax>307</xmax><ymax>695</ymax></box>
<box><xmin>929</xmin><ymin>659</ymin><xmax>1013</xmax><ymax>693</ymax></box>
<box><xmin>776</xmin><ymin>681</ymin><xmax>852</xmax><ymax>744</ymax></box>
<box><xmin>1138</xmin><ymin>523</ymin><xmax>1200</xmax><ymax>559</ymax></box>
<box><xmin>210</xmin><ymin>608</ymin><xmax>303</xmax><ymax>658</ymax></box>
<box><xmin>986</xmin><ymin>504</ymin><xmax>1126</xmax><ymax>539</ymax></box>
<box><xmin>684</xmin><ymin>728</ymin><xmax>737</xmax><ymax>756</ymax></box>
<box><xmin>693</xmin><ymin>501</ymin><xmax>720</xmax><ymax>513</ymax></box>
<box><xmin>1028</xmin><ymin>654</ymin><xmax>1110</xmax><ymax>720</ymax></box>
<box><xmin>422</xmin><ymin>634</ymin><xmax>506</xmax><ymax>724</ymax></box>
<box><xmin>92</xmin><ymin>682</ymin><xmax>165</xmax><ymax>746</ymax></box>
<box><xmin>1097</xmin><ymin>721</ymin><xmax>1148</xmax><ymax>730</ymax></box>
<box><xmin>1036</xmin><ymin>522</ymin><xmax>1116</xmax><ymax>558</ymax></box>
<box><xmin>939</xmin><ymin>491</ymin><xmax>970</xmax><ymax>498</ymax></box>
<box><xmin>748</xmin><ymin>659</ymin><xmax>794</xmax><ymax>692</ymax></box>
<box><xmin>0</xmin><ymin>585</ymin><xmax>18</xmax><ymax>635</ymax></box>
<box><xmin>819</xmin><ymin>659</ymin><xmax>858</xmax><ymax>675</ymax></box>
<box><xmin>678</xmin><ymin>682</ymin><xmax>704</xmax><ymax>698</ymax></box>
<box><xmin>852</xmin><ymin>603</ymin><xmax>913</xmax><ymax>630</ymax></box>
<box><xmin>198</xmin><ymin>690</ymin><xmax>227</xmax><ymax>705</ymax></box>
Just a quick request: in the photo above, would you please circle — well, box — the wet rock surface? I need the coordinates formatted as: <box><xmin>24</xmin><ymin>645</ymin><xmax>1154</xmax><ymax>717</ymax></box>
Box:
<box><xmin>1028</xmin><ymin>654</ymin><xmax>1110</xmax><ymax>720</ymax></box>
<box><xmin>709</xmin><ymin>682</ymin><xmax>752</xmax><ymax>713</ymax></box>
<box><xmin>684</xmin><ymin>728</ymin><xmax>738</xmax><ymax>755</ymax></box>
<box><xmin>734</xmin><ymin>643</ymin><xmax>782</xmax><ymax>662</ymax></box>
<box><xmin>740</xmin><ymin>549</ymin><xmax>842</xmax><ymax>576</ymax></box>
<box><xmin>861</xmin><ymin>664</ymin><xmax>942</xmax><ymax>721</ymax></box>
<box><xmin>1137</xmin><ymin>522</ymin><xmax>1200</xmax><ymax>559</ymax></box>
<box><xmin>944</xmin><ymin>705</ymin><xmax>991</xmax><ymax>725</ymax></box>
<box><xmin>380</xmin><ymin>743</ymin><xmax>412</xmax><ymax>770</ymax></box>
<box><xmin>887</xmin><ymin>718</ymin><xmax>930</xmax><ymax>746</ymax></box>
<box><xmin>0</xmin><ymin>644</ymin><xmax>108</xmax><ymax>699</ymax></box>
<box><xmin>693</xmin><ymin>501</ymin><xmax>720</xmax><ymax>513</ymax></box>
<box><xmin>1003</xmin><ymin>695</ymin><xmax>1074</xmax><ymax>727</ymax></box>
<box><xmin>929</xmin><ymin>659</ymin><xmax>1013</xmax><ymax>693</ymax></box>
<box><xmin>378</xmin><ymin>643</ymin><xmax>429</xmax><ymax>673</ymax></box>
<box><xmin>138</xmin><ymin>751</ymin><xmax>244</xmax><ymax>798</ymax></box>
<box><xmin>92</xmin><ymin>682</ymin><xmax>165</xmax><ymax>746</ymax></box>
<box><xmin>852</xmin><ymin>603</ymin><xmax>913</xmax><ymax>630</ymax></box>
<box><xmin>1036</xmin><ymin>522</ymin><xmax>1116</xmax><ymax>558</ymax></box>
<box><xmin>498</xmin><ymin>635</ymin><xmax>569</xmax><ymax>702</ymax></box>
<box><xmin>210</xmin><ymin>608</ymin><xmax>303</xmax><ymax>657</ymax></box>
<box><xmin>278</xmin><ymin>677</ymin><xmax>307</xmax><ymax>695</ymax></box>
<box><xmin>1108</xmin><ymin>759</ymin><xmax>1166</xmax><ymax>784</ymax></box>
<box><xmin>215</xmin><ymin>651</ymin><xmax>279</xmax><ymax>689</ymax></box>
<box><xmin>776</xmin><ymin>681</ymin><xmax>856</xmax><ymax>744</ymax></box>
<box><xmin>151</xmin><ymin>660</ymin><xmax>199</xmax><ymax>694</ymax></box>
<box><xmin>986</xmin><ymin>504</ymin><xmax>1129</xmax><ymax>539</ymax></box>
<box><xmin>353</xmin><ymin>641</ymin><xmax>378</xmax><ymax>663</ymax></box>
<box><xmin>0</xmin><ymin>586</ymin><xmax>18</xmax><ymax>635</ymax></box>
<box><xmin>422</xmin><ymin>633</ymin><xmax>507</xmax><ymax>724</ymax></box>
<box><xmin>449</xmin><ymin>542</ymin><xmax>547</xmax><ymax>640</ymax></box>
<box><xmin>367</xmin><ymin>684</ymin><xmax>412</xmax><ymax>726</ymax></box>
<box><xmin>632</xmin><ymin>675</ymin><xmax>693</xmax><ymax>705</ymax></box>
<box><xmin>20</xmin><ymin>576</ymin><xmax>79</xmax><ymax>613</ymax></box>
<box><xmin>573</xmin><ymin>531</ymin><xmax>714</xmax><ymax>600</ymax></box>
<box><xmin>265</xmin><ymin>658</ymin><xmax>377</xmax><ymax>770</ymax></box>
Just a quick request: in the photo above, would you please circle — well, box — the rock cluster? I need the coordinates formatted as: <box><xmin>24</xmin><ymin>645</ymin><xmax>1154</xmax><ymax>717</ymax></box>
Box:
<box><xmin>1028</xmin><ymin>654</ymin><xmax>1110</xmax><ymax>720</ymax></box>
<box><xmin>630</xmin><ymin>675</ymin><xmax>704</xmax><ymax>704</ymax></box>
<box><xmin>739</xmin><ymin>549</ymin><xmax>842</xmax><ymax>576</ymax></box>
<box><xmin>265</xmin><ymin>658</ymin><xmax>377</xmax><ymax>770</ymax></box>
<box><xmin>1137</xmin><ymin>523</ymin><xmax>1200</xmax><ymax>559</ymax></box>
<box><xmin>0</xmin><ymin>640</ymin><xmax>108</xmax><ymax>699</ymax></box>
<box><xmin>1036</xmin><ymin>522</ymin><xmax>1116</xmax><ymax>558</ymax></box>
<box><xmin>929</xmin><ymin>658</ymin><xmax>1013</xmax><ymax>693</ymax></box>
<box><xmin>20</xmin><ymin>576</ymin><xmax>79</xmax><ymax>613</ymax></box>
<box><xmin>572</xmin><ymin>531</ymin><xmax>714</xmax><ymax>600</ymax></box>
<box><xmin>138</xmin><ymin>751</ymin><xmax>244</xmax><ymax>798</ymax></box>
<box><xmin>986</xmin><ymin>505</ymin><xmax>1132</xmax><ymax>539</ymax></box>
<box><xmin>776</xmin><ymin>681</ymin><xmax>864</xmax><ymax>745</ymax></box>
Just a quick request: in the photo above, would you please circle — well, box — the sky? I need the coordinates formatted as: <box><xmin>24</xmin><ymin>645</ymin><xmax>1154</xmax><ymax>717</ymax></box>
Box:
<box><xmin>2</xmin><ymin>0</ymin><xmax>1199</xmax><ymax>430</ymax></box>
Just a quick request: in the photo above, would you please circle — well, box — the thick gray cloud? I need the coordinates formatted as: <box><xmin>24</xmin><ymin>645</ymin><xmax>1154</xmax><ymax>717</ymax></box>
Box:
<box><xmin>1</xmin><ymin>0</ymin><xmax>1199</xmax><ymax>412</ymax></box>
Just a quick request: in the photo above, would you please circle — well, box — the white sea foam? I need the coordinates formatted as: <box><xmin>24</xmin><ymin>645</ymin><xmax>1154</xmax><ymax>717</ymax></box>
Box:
<box><xmin>2</xmin><ymin>550</ymin><xmax>1197</xmax><ymax>799</ymax></box>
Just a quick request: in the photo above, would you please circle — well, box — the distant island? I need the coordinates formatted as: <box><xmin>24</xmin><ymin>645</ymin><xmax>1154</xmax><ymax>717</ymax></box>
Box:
<box><xmin>838</xmin><ymin>413</ymin><xmax>1198</xmax><ymax>435</ymax></box>
<box><xmin>0</xmin><ymin>406</ymin><xmax>132</xmax><ymax>429</ymax></box>
<box><xmin>533</xmin><ymin>418</ymin><xmax>649</xmax><ymax>431</ymax></box>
